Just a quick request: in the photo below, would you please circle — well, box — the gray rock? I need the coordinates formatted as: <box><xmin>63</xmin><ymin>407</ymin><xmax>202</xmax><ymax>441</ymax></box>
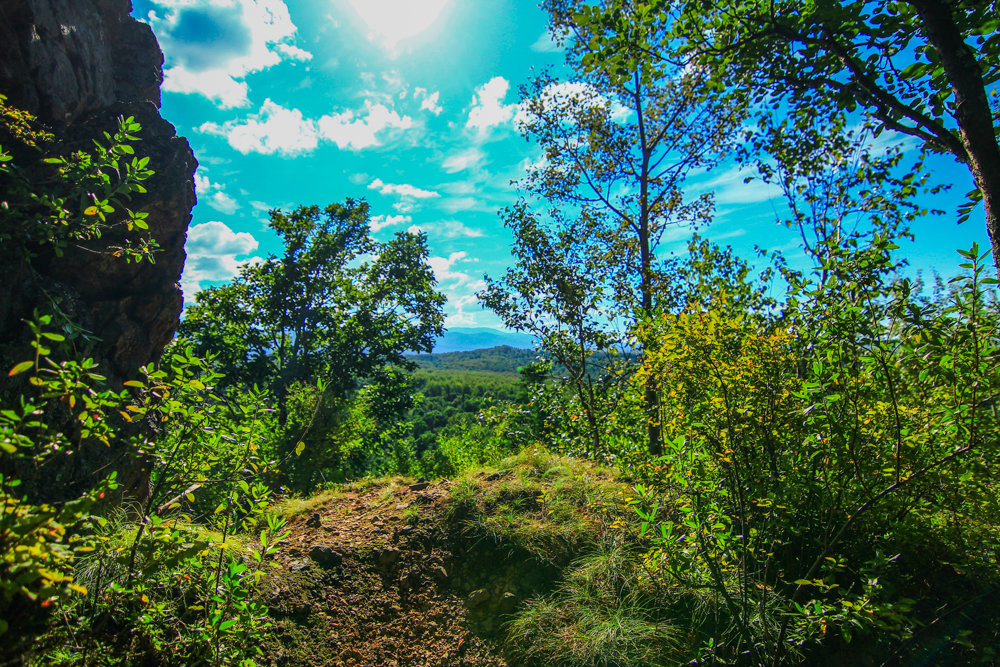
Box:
<box><xmin>309</xmin><ymin>545</ymin><xmax>343</xmax><ymax>568</ymax></box>
<box><xmin>499</xmin><ymin>591</ymin><xmax>518</xmax><ymax>614</ymax></box>
<box><xmin>0</xmin><ymin>0</ymin><xmax>196</xmax><ymax>506</ymax></box>
<box><xmin>378</xmin><ymin>548</ymin><xmax>401</xmax><ymax>568</ymax></box>
<box><xmin>466</xmin><ymin>588</ymin><xmax>490</xmax><ymax>608</ymax></box>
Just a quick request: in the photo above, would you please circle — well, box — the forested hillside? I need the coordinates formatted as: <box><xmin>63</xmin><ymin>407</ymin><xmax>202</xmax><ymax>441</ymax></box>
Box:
<box><xmin>2</xmin><ymin>0</ymin><xmax>1000</xmax><ymax>665</ymax></box>
<box><xmin>409</xmin><ymin>345</ymin><xmax>537</xmax><ymax>376</ymax></box>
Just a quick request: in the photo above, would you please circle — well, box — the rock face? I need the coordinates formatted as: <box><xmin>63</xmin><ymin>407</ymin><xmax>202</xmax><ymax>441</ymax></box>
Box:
<box><xmin>0</xmin><ymin>0</ymin><xmax>196</xmax><ymax>500</ymax></box>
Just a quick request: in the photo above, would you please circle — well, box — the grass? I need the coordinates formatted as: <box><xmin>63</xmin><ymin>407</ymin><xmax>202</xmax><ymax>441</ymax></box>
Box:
<box><xmin>443</xmin><ymin>448</ymin><xmax>687</xmax><ymax>664</ymax></box>
<box><xmin>449</xmin><ymin>448</ymin><xmax>628</xmax><ymax>564</ymax></box>
<box><xmin>505</xmin><ymin>542</ymin><xmax>679</xmax><ymax>666</ymax></box>
<box><xmin>275</xmin><ymin>474</ymin><xmax>417</xmax><ymax>518</ymax></box>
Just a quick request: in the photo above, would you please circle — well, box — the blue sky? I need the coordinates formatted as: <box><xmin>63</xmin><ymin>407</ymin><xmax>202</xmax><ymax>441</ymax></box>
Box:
<box><xmin>131</xmin><ymin>0</ymin><xmax>989</xmax><ymax>329</ymax></box>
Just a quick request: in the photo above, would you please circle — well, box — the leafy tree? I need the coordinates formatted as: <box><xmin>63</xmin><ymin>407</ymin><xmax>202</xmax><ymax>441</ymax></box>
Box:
<box><xmin>179</xmin><ymin>200</ymin><xmax>445</xmax><ymax>424</ymax></box>
<box><xmin>0</xmin><ymin>99</ymin><xmax>287</xmax><ymax>663</ymax></box>
<box><xmin>571</xmin><ymin>0</ymin><xmax>1000</xmax><ymax>271</ymax></box>
<box><xmin>482</xmin><ymin>1</ymin><xmax>741</xmax><ymax>454</ymax></box>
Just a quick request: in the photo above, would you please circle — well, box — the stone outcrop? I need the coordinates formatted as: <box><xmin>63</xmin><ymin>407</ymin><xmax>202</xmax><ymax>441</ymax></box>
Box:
<box><xmin>0</xmin><ymin>0</ymin><xmax>196</xmax><ymax>500</ymax></box>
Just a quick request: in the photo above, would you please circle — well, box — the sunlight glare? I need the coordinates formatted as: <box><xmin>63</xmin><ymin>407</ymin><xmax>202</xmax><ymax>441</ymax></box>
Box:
<box><xmin>345</xmin><ymin>0</ymin><xmax>450</xmax><ymax>50</ymax></box>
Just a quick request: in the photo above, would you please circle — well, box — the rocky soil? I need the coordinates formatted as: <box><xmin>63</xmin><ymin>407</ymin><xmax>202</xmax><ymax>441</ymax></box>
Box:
<box><xmin>262</xmin><ymin>473</ymin><xmax>563</xmax><ymax>666</ymax></box>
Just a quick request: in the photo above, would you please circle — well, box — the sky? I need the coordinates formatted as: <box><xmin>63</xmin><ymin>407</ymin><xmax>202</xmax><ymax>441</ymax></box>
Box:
<box><xmin>130</xmin><ymin>0</ymin><xmax>990</xmax><ymax>330</ymax></box>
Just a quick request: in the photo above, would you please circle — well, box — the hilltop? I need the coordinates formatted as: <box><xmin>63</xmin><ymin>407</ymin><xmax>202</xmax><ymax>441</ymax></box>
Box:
<box><xmin>259</xmin><ymin>451</ymin><xmax>648</xmax><ymax>666</ymax></box>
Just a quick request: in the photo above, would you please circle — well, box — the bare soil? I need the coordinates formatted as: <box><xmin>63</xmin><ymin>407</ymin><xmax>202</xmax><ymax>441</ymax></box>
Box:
<box><xmin>262</xmin><ymin>477</ymin><xmax>530</xmax><ymax>666</ymax></box>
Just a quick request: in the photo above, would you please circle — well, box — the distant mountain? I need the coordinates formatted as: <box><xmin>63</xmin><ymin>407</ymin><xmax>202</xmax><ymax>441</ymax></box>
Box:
<box><xmin>431</xmin><ymin>327</ymin><xmax>535</xmax><ymax>353</ymax></box>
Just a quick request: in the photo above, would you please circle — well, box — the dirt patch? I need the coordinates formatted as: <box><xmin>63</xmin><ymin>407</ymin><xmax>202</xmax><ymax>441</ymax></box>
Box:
<box><xmin>262</xmin><ymin>479</ymin><xmax>527</xmax><ymax>666</ymax></box>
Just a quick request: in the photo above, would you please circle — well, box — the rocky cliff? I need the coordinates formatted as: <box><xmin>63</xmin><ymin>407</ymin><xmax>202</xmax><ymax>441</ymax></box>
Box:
<box><xmin>0</xmin><ymin>0</ymin><xmax>196</xmax><ymax>500</ymax></box>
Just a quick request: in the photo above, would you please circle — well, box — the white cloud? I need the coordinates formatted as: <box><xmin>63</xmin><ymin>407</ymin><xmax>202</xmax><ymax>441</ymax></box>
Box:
<box><xmin>429</xmin><ymin>251</ymin><xmax>474</xmax><ymax>287</ymax></box>
<box><xmin>415</xmin><ymin>88</ymin><xmax>443</xmax><ymax>115</ymax></box>
<box><xmin>515</xmin><ymin>81</ymin><xmax>631</xmax><ymax>129</ymax></box>
<box><xmin>194</xmin><ymin>166</ymin><xmax>240</xmax><ymax>214</ymax></box>
<box><xmin>444</xmin><ymin>296</ymin><xmax>478</xmax><ymax>326</ymax></box>
<box><xmin>163</xmin><ymin>68</ymin><xmax>250</xmax><ymax>109</ymax></box>
<box><xmin>442</xmin><ymin>147</ymin><xmax>486</xmax><ymax>173</ymax></box>
<box><xmin>198</xmin><ymin>99</ymin><xmax>417</xmax><ymax>156</ymax></box>
<box><xmin>317</xmin><ymin>102</ymin><xmax>413</xmax><ymax>150</ymax></box>
<box><xmin>186</xmin><ymin>220</ymin><xmax>258</xmax><ymax>256</ymax></box>
<box><xmin>209</xmin><ymin>190</ymin><xmax>240</xmax><ymax>214</ymax></box>
<box><xmin>181</xmin><ymin>220</ymin><xmax>261</xmax><ymax>301</ymax></box>
<box><xmin>370</xmin><ymin>214</ymin><xmax>412</xmax><ymax>231</ymax></box>
<box><xmin>438</xmin><ymin>197</ymin><xmax>479</xmax><ymax>213</ymax></box>
<box><xmin>200</xmin><ymin>99</ymin><xmax>319</xmax><ymax>156</ymax></box>
<box><xmin>274</xmin><ymin>43</ymin><xmax>312</xmax><ymax>61</ymax></box>
<box><xmin>694</xmin><ymin>165</ymin><xmax>784</xmax><ymax>206</ymax></box>
<box><xmin>441</xmin><ymin>181</ymin><xmax>477</xmax><ymax>196</ymax></box>
<box><xmin>149</xmin><ymin>0</ymin><xmax>313</xmax><ymax>108</ymax></box>
<box><xmin>438</xmin><ymin>220</ymin><xmax>483</xmax><ymax>238</ymax></box>
<box><xmin>412</xmin><ymin>219</ymin><xmax>484</xmax><ymax>239</ymax></box>
<box><xmin>194</xmin><ymin>170</ymin><xmax>212</xmax><ymax>194</ymax></box>
<box><xmin>368</xmin><ymin>178</ymin><xmax>440</xmax><ymax>199</ymax></box>
<box><xmin>466</xmin><ymin>76</ymin><xmax>518</xmax><ymax>133</ymax></box>
<box><xmin>530</xmin><ymin>30</ymin><xmax>563</xmax><ymax>53</ymax></box>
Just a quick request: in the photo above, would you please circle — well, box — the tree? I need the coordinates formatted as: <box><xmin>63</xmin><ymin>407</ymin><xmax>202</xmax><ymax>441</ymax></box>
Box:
<box><xmin>577</xmin><ymin>0</ymin><xmax>1000</xmax><ymax>271</ymax></box>
<box><xmin>481</xmin><ymin>1</ymin><xmax>740</xmax><ymax>454</ymax></box>
<box><xmin>178</xmin><ymin>200</ymin><xmax>445</xmax><ymax>424</ymax></box>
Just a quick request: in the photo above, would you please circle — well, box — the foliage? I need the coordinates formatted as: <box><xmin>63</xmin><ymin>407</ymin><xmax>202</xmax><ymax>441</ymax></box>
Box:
<box><xmin>179</xmin><ymin>200</ymin><xmax>445</xmax><ymax>418</ymax></box>
<box><xmin>619</xmin><ymin>235</ymin><xmax>1000</xmax><ymax>663</ymax></box>
<box><xmin>571</xmin><ymin>0</ymin><xmax>1000</xmax><ymax>268</ymax></box>
<box><xmin>426</xmin><ymin>403</ymin><xmax>533</xmax><ymax>476</ymax></box>
<box><xmin>483</xmin><ymin>0</ymin><xmax>745</xmax><ymax>455</ymax></box>
<box><xmin>0</xmin><ymin>100</ymin><xmax>287</xmax><ymax>664</ymax></box>
<box><xmin>2</xmin><ymin>313</ymin><xmax>289</xmax><ymax>664</ymax></box>
<box><xmin>408</xmin><ymin>345</ymin><xmax>537</xmax><ymax>376</ymax></box>
<box><xmin>179</xmin><ymin>200</ymin><xmax>445</xmax><ymax>491</ymax></box>
<box><xmin>408</xmin><ymin>368</ymin><xmax>525</xmax><ymax>456</ymax></box>
<box><xmin>0</xmin><ymin>95</ymin><xmax>157</xmax><ymax>264</ymax></box>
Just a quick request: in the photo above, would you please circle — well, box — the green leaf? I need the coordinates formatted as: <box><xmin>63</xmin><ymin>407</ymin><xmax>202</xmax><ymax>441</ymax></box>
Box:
<box><xmin>8</xmin><ymin>361</ymin><xmax>34</xmax><ymax>376</ymax></box>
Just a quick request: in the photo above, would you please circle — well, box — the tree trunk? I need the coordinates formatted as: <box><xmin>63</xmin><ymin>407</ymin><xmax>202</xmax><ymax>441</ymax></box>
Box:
<box><xmin>634</xmin><ymin>69</ymin><xmax>664</xmax><ymax>456</ymax></box>
<box><xmin>908</xmin><ymin>0</ymin><xmax>1000</xmax><ymax>273</ymax></box>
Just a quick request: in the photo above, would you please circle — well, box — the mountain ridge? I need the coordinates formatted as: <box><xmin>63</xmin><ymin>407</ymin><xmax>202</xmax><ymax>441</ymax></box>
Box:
<box><xmin>431</xmin><ymin>327</ymin><xmax>535</xmax><ymax>353</ymax></box>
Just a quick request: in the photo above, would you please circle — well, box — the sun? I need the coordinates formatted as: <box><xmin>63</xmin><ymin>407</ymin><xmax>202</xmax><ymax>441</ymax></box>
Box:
<box><xmin>345</xmin><ymin>0</ymin><xmax>450</xmax><ymax>50</ymax></box>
